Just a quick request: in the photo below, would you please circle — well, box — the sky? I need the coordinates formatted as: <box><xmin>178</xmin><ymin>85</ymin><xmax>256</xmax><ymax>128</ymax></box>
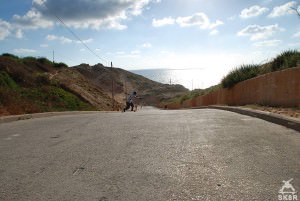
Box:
<box><xmin>0</xmin><ymin>0</ymin><xmax>300</xmax><ymax>87</ymax></box>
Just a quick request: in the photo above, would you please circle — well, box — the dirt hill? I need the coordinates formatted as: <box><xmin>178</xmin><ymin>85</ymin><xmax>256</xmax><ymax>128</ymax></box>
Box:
<box><xmin>0</xmin><ymin>54</ymin><xmax>117</xmax><ymax>116</ymax></box>
<box><xmin>74</xmin><ymin>63</ymin><xmax>188</xmax><ymax>106</ymax></box>
<box><xmin>0</xmin><ymin>54</ymin><xmax>188</xmax><ymax>116</ymax></box>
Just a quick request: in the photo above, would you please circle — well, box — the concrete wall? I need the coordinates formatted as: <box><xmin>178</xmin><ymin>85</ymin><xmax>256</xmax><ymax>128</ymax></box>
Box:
<box><xmin>172</xmin><ymin>67</ymin><xmax>300</xmax><ymax>108</ymax></box>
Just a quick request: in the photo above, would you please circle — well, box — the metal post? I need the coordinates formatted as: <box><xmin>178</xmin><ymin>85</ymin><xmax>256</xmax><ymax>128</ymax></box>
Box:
<box><xmin>192</xmin><ymin>79</ymin><xmax>194</xmax><ymax>91</ymax></box>
<box><xmin>111</xmin><ymin>62</ymin><xmax>114</xmax><ymax>111</ymax></box>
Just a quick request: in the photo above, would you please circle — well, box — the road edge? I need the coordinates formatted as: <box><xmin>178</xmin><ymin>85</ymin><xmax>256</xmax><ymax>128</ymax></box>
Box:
<box><xmin>206</xmin><ymin>105</ymin><xmax>300</xmax><ymax>132</ymax></box>
<box><xmin>0</xmin><ymin>111</ymin><xmax>114</xmax><ymax>124</ymax></box>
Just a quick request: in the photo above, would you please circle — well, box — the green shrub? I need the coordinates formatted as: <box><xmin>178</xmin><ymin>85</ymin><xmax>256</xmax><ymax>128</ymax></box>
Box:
<box><xmin>21</xmin><ymin>86</ymin><xmax>93</xmax><ymax>111</ymax></box>
<box><xmin>1</xmin><ymin>53</ymin><xmax>19</xmax><ymax>60</ymax></box>
<box><xmin>270</xmin><ymin>50</ymin><xmax>300</xmax><ymax>71</ymax></box>
<box><xmin>21</xmin><ymin>56</ymin><xmax>36</xmax><ymax>64</ymax></box>
<box><xmin>35</xmin><ymin>73</ymin><xmax>50</xmax><ymax>85</ymax></box>
<box><xmin>221</xmin><ymin>64</ymin><xmax>260</xmax><ymax>88</ymax></box>
<box><xmin>180</xmin><ymin>94</ymin><xmax>191</xmax><ymax>104</ymax></box>
<box><xmin>37</xmin><ymin>57</ymin><xmax>53</xmax><ymax>65</ymax></box>
<box><xmin>190</xmin><ymin>89</ymin><xmax>203</xmax><ymax>98</ymax></box>
<box><xmin>0</xmin><ymin>71</ymin><xmax>19</xmax><ymax>89</ymax></box>
<box><xmin>48</xmin><ymin>87</ymin><xmax>91</xmax><ymax>110</ymax></box>
<box><xmin>53</xmin><ymin>62</ymin><xmax>68</xmax><ymax>68</ymax></box>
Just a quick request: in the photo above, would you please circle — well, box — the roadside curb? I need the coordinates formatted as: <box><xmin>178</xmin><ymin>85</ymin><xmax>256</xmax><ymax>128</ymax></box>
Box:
<box><xmin>207</xmin><ymin>105</ymin><xmax>300</xmax><ymax>132</ymax></box>
<box><xmin>0</xmin><ymin>111</ymin><xmax>115</xmax><ymax>124</ymax></box>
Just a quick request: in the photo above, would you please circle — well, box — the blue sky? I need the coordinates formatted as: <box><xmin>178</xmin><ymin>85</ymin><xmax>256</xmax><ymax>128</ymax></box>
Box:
<box><xmin>0</xmin><ymin>0</ymin><xmax>300</xmax><ymax>86</ymax></box>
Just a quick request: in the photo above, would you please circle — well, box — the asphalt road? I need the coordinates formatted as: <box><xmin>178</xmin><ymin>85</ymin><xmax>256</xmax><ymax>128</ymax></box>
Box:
<box><xmin>0</xmin><ymin>108</ymin><xmax>299</xmax><ymax>201</ymax></box>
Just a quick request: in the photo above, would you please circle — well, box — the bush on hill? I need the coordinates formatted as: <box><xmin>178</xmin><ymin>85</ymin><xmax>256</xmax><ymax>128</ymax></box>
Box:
<box><xmin>165</xmin><ymin>49</ymin><xmax>300</xmax><ymax>106</ymax></box>
<box><xmin>221</xmin><ymin>64</ymin><xmax>260</xmax><ymax>88</ymax></box>
<box><xmin>0</xmin><ymin>71</ymin><xmax>19</xmax><ymax>90</ymax></box>
<box><xmin>1</xmin><ymin>53</ymin><xmax>19</xmax><ymax>60</ymax></box>
<box><xmin>269</xmin><ymin>50</ymin><xmax>300</xmax><ymax>71</ymax></box>
<box><xmin>221</xmin><ymin>50</ymin><xmax>300</xmax><ymax>88</ymax></box>
<box><xmin>54</xmin><ymin>62</ymin><xmax>68</xmax><ymax>68</ymax></box>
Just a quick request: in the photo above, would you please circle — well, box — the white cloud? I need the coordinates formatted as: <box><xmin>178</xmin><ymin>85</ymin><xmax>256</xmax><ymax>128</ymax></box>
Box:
<box><xmin>209</xmin><ymin>20</ymin><xmax>223</xmax><ymax>29</ymax></box>
<box><xmin>142</xmin><ymin>42</ymin><xmax>152</xmax><ymax>48</ymax></box>
<box><xmin>0</xmin><ymin>19</ymin><xmax>11</xmax><ymax>40</ymax></box>
<box><xmin>76</xmin><ymin>38</ymin><xmax>93</xmax><ymax>44</ymax></box>
<box><xmin>240</xmin><ymin>5</ymin><xmax>269</xmax><ymax>18</ymax></box>
<box><xmin>46</xmin><ymin>34</ymin><xmax>58</xmax><ymax>41</ymax></box>
<box><xmin>237</xmin><ymin>24</ymin><xmax>284</xmax><ymax>41</ymax></box>
<box><xmin>129</xmin><ymin>0</ymin><xmax>151</xmax><ymax>16</ymax></box>
<box><xmin>12</xmin><ymin>9</ymin><xmax>53</xmax><ymax>29</ymax></box>
<box><xmin>209</xmin><ymin>29</ymin><xmax>219</xmax><ymax>36</ymax></box>
<box><xmin>4</xmin><ymin>0</ymin><xmax>156</xmax><ymax>34</ymax></box>
<box><xmin>268</xmin><ymin>1</ymin><xmax>297</xmax><ymax>17</ymax></box>
<box><xmin>176</xmin><ymin>13</ymin><xmax>209</xmax><ymax>28</ymax></box>
<box><xmin>176</xmin><ymin>13</ymin><xmax>223</xmax><ymax>30</ymax></box>
<box><xmin>46</xmin><ymin>34</ymin><xmax>73</xmax><ymax>44</ymax></box>
<box><xmin>46</xmin><ymin>34</ymin><xmax>92</xmax><ymax>44</ymax></box>
<box><xmin>152</xmin><ymin>13</ymin><xmax>223</xmax><ymax>33</ymax></box>
<box><xmin>58</xmin><ymin>37</ymin><xmax>72</xmax><ymax>44</ymax></box>
<box><xmin>33</xmin><ymin>0</ymin><xmax>46</xmax><ymax>6</ymax></box>
<box><xmin>254</xmin><ymin>39</ymin><xmax>282</xmax><ymax>47</ymax></box>
<box><xmin>293</xmin><ymin>31</ymin><xmax>300</xmax><ymax>38</ymax></box>
<box><xmin>152</xmin><ymin>17</ymin><xmax>175</xmax><ymax>27</ymax></box>
<box><xmin>27</xmin><ymin>0</ymin><xmax>154</xmax><ymax>30</ymax></box>
<box><xmin>15</xmin><ymin>29</ymin><xmax>23</xmax><ymax>39</ymax></box>
<box><xmin>13</xmin><ymin>48</ymin><xmax>36</xmax><ymax>54</ymax></box>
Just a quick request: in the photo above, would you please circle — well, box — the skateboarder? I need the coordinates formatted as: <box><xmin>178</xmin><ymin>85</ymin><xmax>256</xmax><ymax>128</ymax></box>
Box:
<box><xmin>123</xmin><ymin>91</ymin><xmax>138</xmax><ymax>112</ymax></box>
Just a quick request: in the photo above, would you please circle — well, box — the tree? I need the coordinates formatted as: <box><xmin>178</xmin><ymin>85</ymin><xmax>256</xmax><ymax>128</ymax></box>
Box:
<box><xmin>291</xmin><ymin>7</ymin><xmax>300</xmax><ymax>17</ymax></box>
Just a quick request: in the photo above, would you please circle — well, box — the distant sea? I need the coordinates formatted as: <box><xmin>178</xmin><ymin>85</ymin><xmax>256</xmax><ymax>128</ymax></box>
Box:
<box><xmin>131</xmin><ymin>68</ymin><xmax>208</xmax><ymax>90</ymax></box>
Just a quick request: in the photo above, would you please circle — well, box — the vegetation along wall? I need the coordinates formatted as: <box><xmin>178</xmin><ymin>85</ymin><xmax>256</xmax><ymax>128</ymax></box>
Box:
<box><xmin>180</xmin><ymin>67</ymin><xmax>300</xmax><ymax>108</ymax></box>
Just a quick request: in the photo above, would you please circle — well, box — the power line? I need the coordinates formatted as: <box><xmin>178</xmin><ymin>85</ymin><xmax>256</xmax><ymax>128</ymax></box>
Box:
<box><xmin>41</xmin><ymin>3</ymin><xmax>109</xmax><ymax>65</ymax></box>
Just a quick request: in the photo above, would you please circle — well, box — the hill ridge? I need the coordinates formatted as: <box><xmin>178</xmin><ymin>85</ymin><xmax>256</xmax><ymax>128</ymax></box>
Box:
<box><xmin>0</xmin><ymin>54</ymin><xmax>188</xmax><ymax>116</ymax></box>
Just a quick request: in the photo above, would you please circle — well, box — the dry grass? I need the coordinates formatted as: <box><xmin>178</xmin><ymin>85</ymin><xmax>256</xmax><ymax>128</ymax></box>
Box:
<box><xmin>243</xmin><ymin>105</ymin><xmax>300</xmax><ymax>119</ymax></box>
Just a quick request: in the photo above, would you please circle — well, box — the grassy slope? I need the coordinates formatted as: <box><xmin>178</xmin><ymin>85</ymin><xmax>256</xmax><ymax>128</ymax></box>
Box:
<box><xmin>0</xmin><ymin>55</ymin><xmax>105</xmax><ymax>116</ymax></box>
<box><xmin>221</xmin><ymin>50</ymin><xmax>300</xmax><ymax>88</ymax></box>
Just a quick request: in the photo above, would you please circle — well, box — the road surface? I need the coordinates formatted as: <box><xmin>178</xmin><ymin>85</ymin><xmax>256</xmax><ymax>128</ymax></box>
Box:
<box><xmin>0</xmin><ymin>108</ymin><xmax>299</xmax><ymax>200</ymax></box>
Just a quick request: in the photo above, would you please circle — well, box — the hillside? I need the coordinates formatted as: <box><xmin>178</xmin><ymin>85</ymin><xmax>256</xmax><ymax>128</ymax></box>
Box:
<box><xmin>0</xmin><ymin>54</ymin><xmax>188</xmax><ymax>116</ymax></box>
<box><xmin>0</xmin><ymin>54</ymin><xmax>116</xmax><ymax>116</ymax></box>
<box><xmin>74</xmin><ymin>63</ymin><xmax>188</xmax><ymax>106</ymax></box>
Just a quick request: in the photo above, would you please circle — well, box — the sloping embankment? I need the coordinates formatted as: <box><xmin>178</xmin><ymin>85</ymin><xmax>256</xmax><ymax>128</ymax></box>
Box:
<box><xmin>166</xmin><ymin>67</ymin><xmax>300</xmax><ymax>109</ymax></box>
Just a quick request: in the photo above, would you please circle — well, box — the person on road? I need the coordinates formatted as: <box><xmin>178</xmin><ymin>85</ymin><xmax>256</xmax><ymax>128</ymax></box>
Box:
<box><xmin>123</xmin><ymin>91</ymin><xmax>138</xmax><ymax>112</ymax></box>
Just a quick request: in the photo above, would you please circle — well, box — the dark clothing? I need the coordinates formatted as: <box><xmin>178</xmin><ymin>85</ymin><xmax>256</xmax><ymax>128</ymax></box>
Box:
<box><xmin>123</xmin><ymin>92</ymin><xmax>137</xmax><ymax>112</ymax></box>
<box><xmin>124</xmin><ymin>101</ymin><xmax>134</xmax><ymax>111</ymax></box>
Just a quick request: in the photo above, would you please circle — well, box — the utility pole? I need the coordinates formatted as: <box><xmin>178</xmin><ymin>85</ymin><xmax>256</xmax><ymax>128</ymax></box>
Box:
<box><xmin>52</xmin><ymin>50</ymin><xmax>54</xmax><ymax>64</ymax></box>
<box><xmin>124</xmin><ymin>79</ymin><xmax>127</xmax><ymax>102</ymax></box>
<box><xmin>111</xmin><ymin>62</ymin><xmax>114</xmax><ymax>111</ymax></box>
<box><xmin>192</xmin><ymin>79</ymin><xmax>194</xmax><ymax>91</ymax></box>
